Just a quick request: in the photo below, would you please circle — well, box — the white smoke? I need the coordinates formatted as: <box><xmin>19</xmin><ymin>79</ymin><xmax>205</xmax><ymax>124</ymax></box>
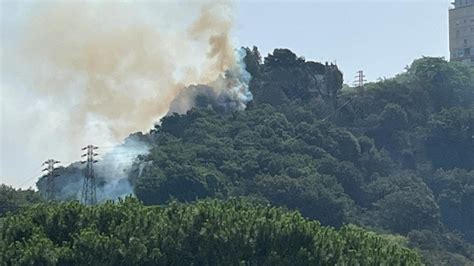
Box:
<box><xmin>169</xmin><ymin>48</ymin><xmax>253</xmax><ymax>114</ymax></box>
<box><xmin>47</xmin><ymin>136</ymin><xmax>150</xmax><ymax>202</ymax></box>
<box><xmin>94</xmin><ymin>137</ymin><xmax>150</xmax><ymax>202</ymax></box>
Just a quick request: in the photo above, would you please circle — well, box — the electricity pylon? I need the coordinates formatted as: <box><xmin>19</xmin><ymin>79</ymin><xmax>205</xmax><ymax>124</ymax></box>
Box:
<box><xmin>81</xmin><ymin>145</ymin><xmax>99</xmax><ymax>205</ymax></box>
<box><xmin>354</xmin><ymin>70</ymin><xmax>367</xmax><ymax>88</ymax></box>
<box><xmin>42</xmin><ymin>159</ymin><xmax>60</xmax><ymax>201</ymax></box>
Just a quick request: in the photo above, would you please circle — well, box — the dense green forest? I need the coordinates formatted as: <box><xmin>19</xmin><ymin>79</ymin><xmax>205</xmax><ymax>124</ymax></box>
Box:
<box><xmin>0</xmin><ymin>198</ymin><xmax>422</xmax><ymax>265</ymax></box>
<box><xmin>0</xmin><ymin>185</ymin><xmax>42</xmax><ymax>216</ymax></box>
<box><xmin>2</xmin><ymin>48</ymin><xmax>474</xmax><ymax>264</ymax></box>
<box><xmin>131</xmin><ymin>48</ymin><xmax>474</xmax><ymax>264</ymax></box>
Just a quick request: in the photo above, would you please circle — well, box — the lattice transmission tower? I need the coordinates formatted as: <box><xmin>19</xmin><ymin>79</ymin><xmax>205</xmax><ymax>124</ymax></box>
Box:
<box><xmin>42</xmin><ymin>159</ymin><xmax>60</xmax><ymax>201</ymax></box>
<box><xmin>81</xmin><ymin>145</ymin><xmax>99</xmax><ymax>205</ymax></box>
<box><xmin>354</xmin><ymin>70</ymin><xmax>367</xmax><ymax>88</ymax></box>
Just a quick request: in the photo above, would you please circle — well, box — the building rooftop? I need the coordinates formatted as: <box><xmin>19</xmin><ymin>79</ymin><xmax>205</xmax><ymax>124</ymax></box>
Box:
<box><xmin>453</xmin><ymin>0</ymin><xmax>474</xmax><ymax>8</ymax></box>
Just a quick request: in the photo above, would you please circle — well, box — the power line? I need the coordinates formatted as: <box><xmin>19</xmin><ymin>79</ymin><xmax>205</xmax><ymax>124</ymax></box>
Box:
<box><xmin>14</xmin><ymin>165</ymin><xmax>44</xmax><ymax>189</ymax></box>
<box><xmin>322</xmin><ymin>97</ymin><xmax>353</xmax><ymax>122</ymax></box>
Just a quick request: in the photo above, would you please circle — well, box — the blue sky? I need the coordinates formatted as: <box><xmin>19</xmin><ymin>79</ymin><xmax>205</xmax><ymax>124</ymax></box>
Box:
<box><xmin>235</xmin><ymin>0</ymin><xmax>452</xmax><ymax>82</ymax></box>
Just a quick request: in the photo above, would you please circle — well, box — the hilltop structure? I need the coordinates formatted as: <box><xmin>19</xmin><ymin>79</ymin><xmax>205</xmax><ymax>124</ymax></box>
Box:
<box><xmin>449</xmin><ymin>0</ymin><xmax>474</xmax><ymax>66</ymax></box>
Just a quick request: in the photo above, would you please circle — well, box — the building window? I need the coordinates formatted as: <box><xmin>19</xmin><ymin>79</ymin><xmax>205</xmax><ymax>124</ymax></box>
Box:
<box><xmin>454</xmin><ymin>49</ymin><xmax>465</xmax><ymax>58</ymax></box>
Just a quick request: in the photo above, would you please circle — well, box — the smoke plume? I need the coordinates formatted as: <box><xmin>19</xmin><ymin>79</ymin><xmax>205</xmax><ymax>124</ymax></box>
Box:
<box><xmin>169</xmin><ymin>49</ymin><xmax>252</xmax><ymax>114</ymax></box>
<box><xmin>1</xmin><ymin>1</ymin><xmax>252</xmax><ymax>195</ymax></box>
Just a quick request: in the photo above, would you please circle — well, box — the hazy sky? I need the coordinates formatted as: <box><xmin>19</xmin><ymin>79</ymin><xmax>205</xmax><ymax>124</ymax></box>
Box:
<box><xmin>0</xmin><ymin>0</ymin><xmax>453</xmax><ymax>188</ymax></box>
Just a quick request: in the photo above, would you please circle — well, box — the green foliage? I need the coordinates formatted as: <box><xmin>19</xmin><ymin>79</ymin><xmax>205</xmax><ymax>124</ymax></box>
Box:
<box><xmin>135</xmin><ymin>105</ymin><xmax>367</xmax><ymax>226</ymax></box>
<box><xmin>249</xmin><ymin>49</ymin><xmax>342</xmax><ymax>106</ymax></box>
<box><xmin>408</xmin><ymin>230</ymin><xmax>474</xmax><ymax>264</ymax></box>
<box><xmin>0</xmin><ymin>185</ymin><xmax>42</xmax><ymax>216</ymax></box>
<box><xmin>363</xmin><ymin>173</ymin><xmax>441</xmax><ymax>234</ymax></box>
<box><xmin>253</xmin><ymin>175</ymin><xmax>350</xmax><ymax>227</ymax></box>
<box><xmin>406</xmin><ymin>57</ymin><xmax>474</xmax><ymax>110</ymax></box>
<box><xmin>425</xmin><ymin>106</ymin><xmax>474</xmax><ymax>170</ymax></box>
<box><xmin>426</xmin><ymin>169</ymin><xmax>474</xmax><ymax>243</ymax></box>
<box><xmin>0</xmin><ymin>198</ymin><xmax>422</xmax><ymax>265</ymax></box>
<box><xmin>375</xmin><ymin>190</ymin><xmax>440</xmax><ymax>234</ymax></box>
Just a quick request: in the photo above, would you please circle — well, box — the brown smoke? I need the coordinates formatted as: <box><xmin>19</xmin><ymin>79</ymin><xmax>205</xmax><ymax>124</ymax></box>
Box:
<box><xmin>15</xmin><ymin>1</ymin><xmax>236</xmax><ymax>139</ymax></box>
<box><xmin>189</xmin><ymin>3</ymin><xmax>236</xmax><ymax>79</ymax></box>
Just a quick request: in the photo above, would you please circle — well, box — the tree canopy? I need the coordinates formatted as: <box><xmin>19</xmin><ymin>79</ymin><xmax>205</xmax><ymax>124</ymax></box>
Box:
<box><xmin>0</xmin><ymin>198</ymin><xmax>422</xmax><ymax>265</ymax></box>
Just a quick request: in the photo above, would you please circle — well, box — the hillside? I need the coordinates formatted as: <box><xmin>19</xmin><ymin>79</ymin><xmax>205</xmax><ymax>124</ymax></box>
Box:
<box><xmin>29</xmin><ymin>47</ymin><xmax>474</xmax><ymax>264</ymax></box>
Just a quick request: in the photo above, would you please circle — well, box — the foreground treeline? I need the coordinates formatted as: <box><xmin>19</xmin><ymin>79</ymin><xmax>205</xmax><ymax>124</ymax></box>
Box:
<box><xmin>0</xmin><ymin>198</ymin><xmax>421</xmax><ymax>265</ymax></box>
